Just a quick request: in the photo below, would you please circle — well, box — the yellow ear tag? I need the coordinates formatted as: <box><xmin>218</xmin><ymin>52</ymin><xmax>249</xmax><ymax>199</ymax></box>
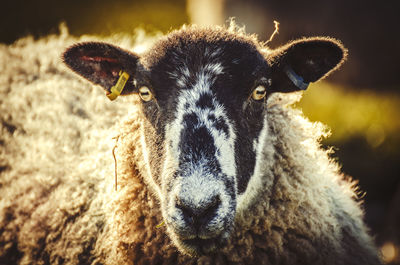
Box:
<box><xmin>156</xmin><ymin>221</ymin><xmax>165</xmax><ymax>228</ymax></box>
<box><xmin>107</xmin><ymin>70</ymin><xmax>130</xmax><ymax>101</ymax></box>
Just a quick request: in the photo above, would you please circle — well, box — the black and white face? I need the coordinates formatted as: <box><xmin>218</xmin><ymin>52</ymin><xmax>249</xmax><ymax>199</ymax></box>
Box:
<box><xmin>138</xmin><ymin>37</ymin><xmax>270</xmax><ymax>255</ymax></box>
<box><xmin>63</xmin><ymin>26</ymin><xmax>346</xmax><ymax>256</ymax></box>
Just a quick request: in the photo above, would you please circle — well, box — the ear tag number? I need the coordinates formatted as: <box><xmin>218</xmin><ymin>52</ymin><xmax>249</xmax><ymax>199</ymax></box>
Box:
<box><xmin>107</xmin><ymin>70</ymin><xmax>130</xmax><ymax>101</ymax></box>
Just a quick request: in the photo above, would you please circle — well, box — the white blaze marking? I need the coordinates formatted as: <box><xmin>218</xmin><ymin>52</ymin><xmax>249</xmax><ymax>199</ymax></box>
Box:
<box><xmin>165</xmin><ymin>63</ymin><xmax>235</xmax><ymax>179</ymax></box>
<box><xmin>163</xmin><ymin>62</ymin><xmax>237</xmax><ymax>223</ymax></box>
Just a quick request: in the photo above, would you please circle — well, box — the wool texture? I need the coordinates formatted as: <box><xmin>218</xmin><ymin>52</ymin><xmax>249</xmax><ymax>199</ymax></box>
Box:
<box><xmin>0</xmin><ymin>25</ymin><xmax>381</xmax><ymax>264</ymax></box>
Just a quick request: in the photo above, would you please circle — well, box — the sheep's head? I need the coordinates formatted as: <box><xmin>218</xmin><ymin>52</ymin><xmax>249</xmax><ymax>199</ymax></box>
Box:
<box><xmin>63</xmin><ymin>26</ymin><xmax>346</xmax><ymax>256</ymax></box>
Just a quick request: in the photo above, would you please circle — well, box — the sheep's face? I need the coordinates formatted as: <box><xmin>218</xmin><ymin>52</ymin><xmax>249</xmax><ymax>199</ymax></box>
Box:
<box><xmin>63</xmin><ymin>26</ymin><xmax>346</xmax><ymax>256</ymax></box>
<box><xmin>138</xmin><ymin>35</ymin><xmax>271</xmax><ymax>255</ymax></box>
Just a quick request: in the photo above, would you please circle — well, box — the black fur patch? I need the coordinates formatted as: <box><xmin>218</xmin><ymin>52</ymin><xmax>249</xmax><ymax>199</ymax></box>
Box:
<box><xmin>196</xmin><ymin>93</ymin><xmax>214</xmax><ymax>110</ymax></box>
<box><xmin>208</xmin><ymin>113</ymin><xmax>216</xmax><ymax>122</ymax></box>
<box><xmin>213</xmin><ymin>117</ymin><xmax>230</xmax><ymax>138</ymax></box>
<box><xmin>182</xmin><ymin>113</ymin><xmax>200</xmax><ymax>128</ymax></box>
<box><xmin>179</xmin><ymin>124</ymin><xmax>217</xmax><ymax>165</ymax></box>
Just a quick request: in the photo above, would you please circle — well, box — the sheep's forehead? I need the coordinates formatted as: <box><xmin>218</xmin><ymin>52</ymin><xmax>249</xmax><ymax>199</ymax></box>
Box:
<box><xmin>144</xmin><ymin>35</ymin><xmax>268</xmax><ymax>106</ymax></box>
<box><xmin>143</xmin><ymin>27</ymin><xmax>263</xmax><ymax>68</ymax></box>
<box><xmin>167</xmin><ymin>47</ymin><xmax>224</xmax><ymax>88</ymax></box>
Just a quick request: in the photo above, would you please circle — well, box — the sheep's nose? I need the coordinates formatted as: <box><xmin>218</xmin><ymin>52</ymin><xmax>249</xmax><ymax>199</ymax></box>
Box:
<box><xmin>176</xmin><ymin>195</ymin><xmax>221</xmax><ymax>230</ymax></box>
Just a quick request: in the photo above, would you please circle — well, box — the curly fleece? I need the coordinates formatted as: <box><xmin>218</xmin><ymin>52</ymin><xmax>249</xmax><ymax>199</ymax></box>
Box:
<box><xmin>0</xmin><ymin>26</ymin><xmax>381</xmax><ymax>264</ymax></box>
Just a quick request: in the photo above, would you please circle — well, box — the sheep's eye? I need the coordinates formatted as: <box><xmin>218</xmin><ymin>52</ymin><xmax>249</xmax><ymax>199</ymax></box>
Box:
<box><xmin>138</xmin><ymin>86</ymin><xmax>153</xmax><ymax>102</ymax></box>
<box><xmin>252</xmin><ymin>85</ymin><xmax>266</xmax><ymax>100</ymax></box>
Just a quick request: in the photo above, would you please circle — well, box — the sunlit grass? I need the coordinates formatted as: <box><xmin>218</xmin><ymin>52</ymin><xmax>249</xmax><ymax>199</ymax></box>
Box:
<box><xmin>297</xmin><ymin>82</ymin><xmax>400</xmax><ymax>150</ymax></box>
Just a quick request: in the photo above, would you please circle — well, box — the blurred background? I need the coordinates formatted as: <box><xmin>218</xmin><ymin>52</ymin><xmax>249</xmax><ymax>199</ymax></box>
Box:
<box><xmin>1</xmin><ymin>0</ymin><xmax>399</xmax><ymax>263</ymax></box>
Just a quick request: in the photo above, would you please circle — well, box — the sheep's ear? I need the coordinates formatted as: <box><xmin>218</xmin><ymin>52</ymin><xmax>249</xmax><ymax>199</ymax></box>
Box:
<box><xmin>62</xmin><ymin>42</ymin><xmax>140</xmax><ymax>97</ymax></box>
<box><xmin>268</xmin><ymin>37</ymin><xmax>347</xmax><ymax>93</ymax></box>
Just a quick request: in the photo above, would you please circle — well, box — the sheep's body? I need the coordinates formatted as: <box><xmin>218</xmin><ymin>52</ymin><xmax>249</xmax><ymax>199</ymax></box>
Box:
<box><xmin>0</xmin><ymin>26</ymin><xmax>381</xmax><ymax>264</ymax></box>
<box><xmin>0</xmin><ymin>30</ymin><xmax>120</xmax><ymax>264</ymax></box>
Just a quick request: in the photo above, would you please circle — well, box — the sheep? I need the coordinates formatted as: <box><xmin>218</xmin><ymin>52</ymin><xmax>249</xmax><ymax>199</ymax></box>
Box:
<box><xmin>0</xmin><ymin>23</ymin><xmax>382</xmax><ymax>265</ymax></box>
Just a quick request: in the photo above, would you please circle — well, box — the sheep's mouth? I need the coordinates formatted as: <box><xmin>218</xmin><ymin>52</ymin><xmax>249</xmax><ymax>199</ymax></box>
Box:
<box><xmin>181</xmin><ymin>237</ymin><xmax>220</xmax><ymax>255</ymax></box>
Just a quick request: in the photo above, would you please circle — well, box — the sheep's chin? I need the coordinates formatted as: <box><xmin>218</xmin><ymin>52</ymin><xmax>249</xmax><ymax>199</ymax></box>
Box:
<box><xmin>169</xmin><ymin>229</ymin><xmax>231</xmax><ymax>257</ymax></box>
<box><xmin>173</xmin><ymin>235</ymin><xmax>226</xmax><ymax>257</ymax></box>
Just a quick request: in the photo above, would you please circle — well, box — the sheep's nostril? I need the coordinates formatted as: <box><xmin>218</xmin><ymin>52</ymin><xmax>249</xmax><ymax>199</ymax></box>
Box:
<box><xmin>198</xmin><ymin>195</ymin><xmax>220</xmax><ymax>222</ymax></box>
<box><xmin>175</xmin><ymin>198</ymin><xmax>195</xmax><ymax>225</ymax></box>
<box><xmin>175</xmin><ymin>195</ymin><xmax>221</xmax><ymax>229</ymax></box>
